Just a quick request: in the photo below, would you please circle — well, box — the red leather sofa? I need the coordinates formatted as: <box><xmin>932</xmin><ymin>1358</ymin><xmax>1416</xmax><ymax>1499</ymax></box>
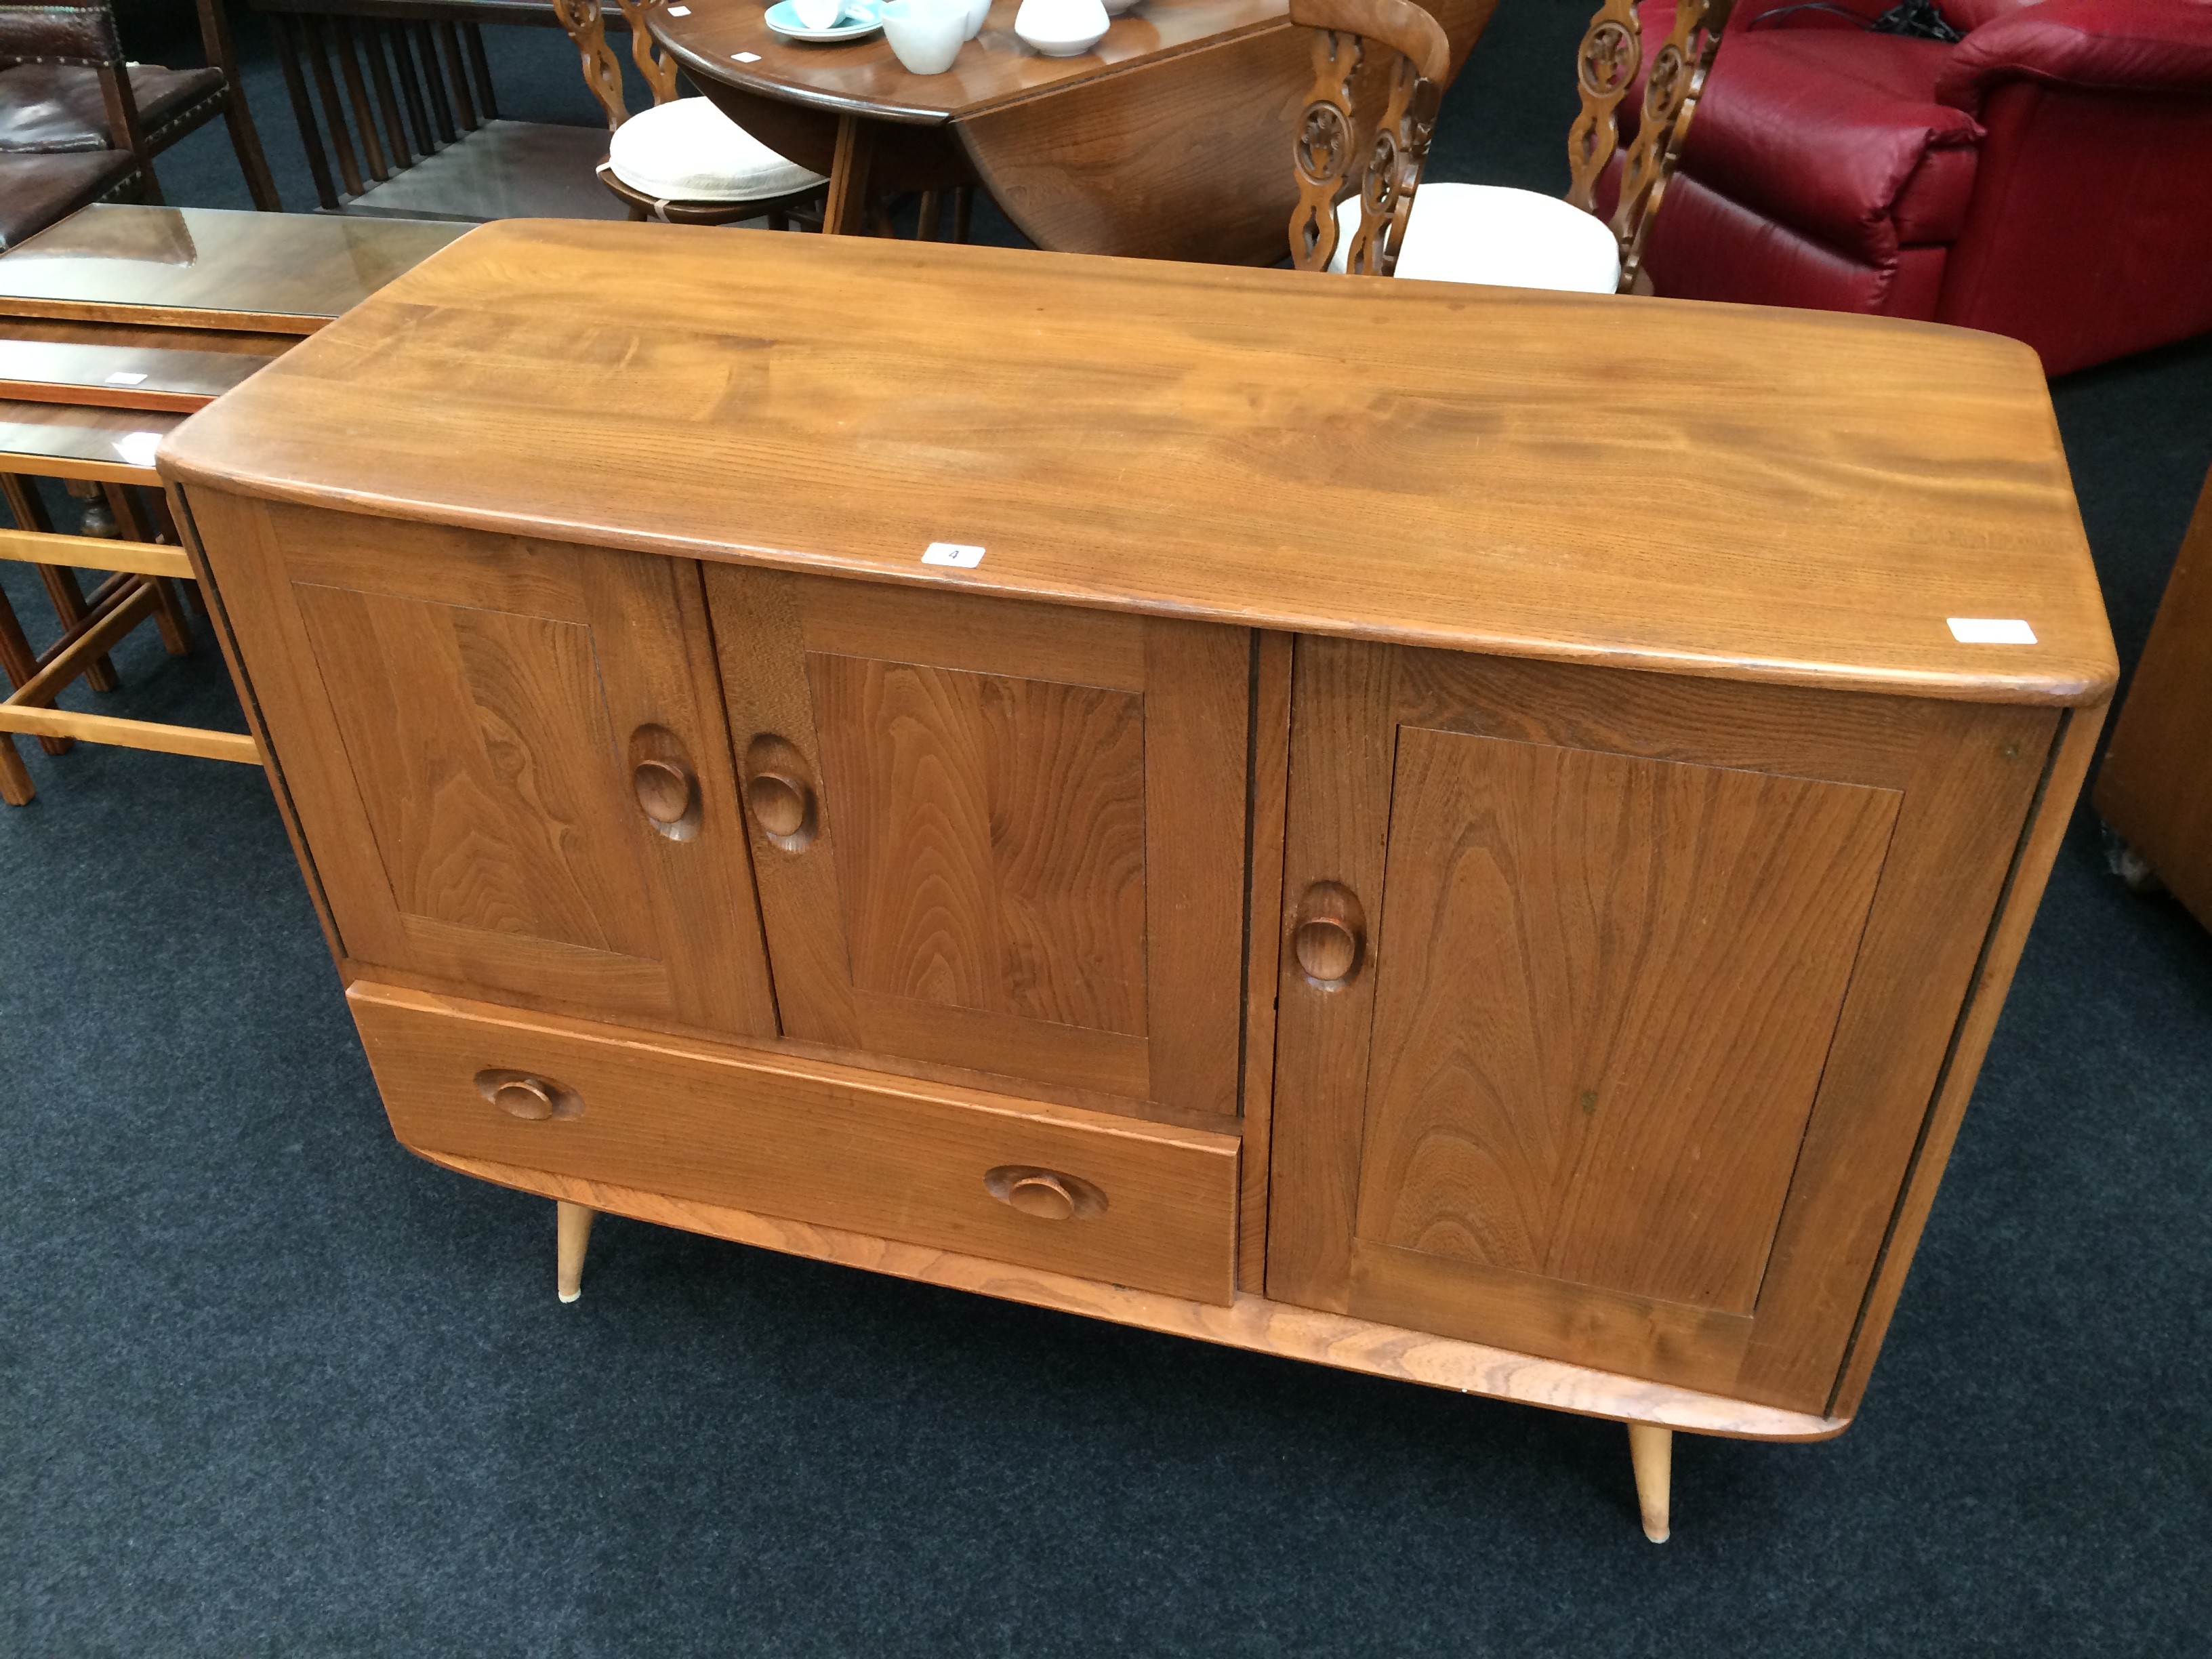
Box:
<box><xmin>1630</xmin><ymin>0</ymin><xmax>2212</xmax><ymax>373</ymax></box>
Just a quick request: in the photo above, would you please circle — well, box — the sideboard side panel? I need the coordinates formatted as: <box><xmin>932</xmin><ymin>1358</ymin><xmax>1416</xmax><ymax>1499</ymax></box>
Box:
<box><xmin>1824</xmin><ymin>701</ymin><xmax>2106</xmax><ymax>1419</ymax></box>
<box><xmin>170</xmin><ymin>483</ymin><xmax>346</xmax><ymax>971</ymax></box>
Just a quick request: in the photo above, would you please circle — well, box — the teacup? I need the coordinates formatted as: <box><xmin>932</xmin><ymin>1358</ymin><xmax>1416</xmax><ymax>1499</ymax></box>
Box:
<box><xmin>882</xmin><ymin>0</ymin><xmax>966</xmax><ymax>70</ymax></box>
<box><xmin>962</xmin><ymin>0</ymin><xmax>989</xmax><ymax>38</ymax></box>
<box><xmin>791</xmin><ymin>0</ymin><xmax>846</xmax><ymax>29</ymax></box>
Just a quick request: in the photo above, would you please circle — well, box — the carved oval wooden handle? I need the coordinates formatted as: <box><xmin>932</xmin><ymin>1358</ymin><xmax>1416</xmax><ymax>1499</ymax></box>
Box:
<box><xmin>985</xmin><ymin>1165</ymin><xmax>1105</xmax><ymax>1221</ymax></box>
<box><xmin>494</xmin><ymin>1078</ymin><xmax>556</xmax><ymax>1121</ymax></box>
<box><xmin>477</xmin><ymin>1069</ymin><xmax>582</xmax><ymax>1122</ymax></box>
<box><xmin>747</xmin><ymin>769</ymin><xmax>812</xmax><ymax>840</ymax></box>
<box><xmin>1006</xmin><ymin>1172</ymin><xmax>1076</xmax><ymax>1221</ymax></box>
<box><xmin>632</xmin><ymin>758</ymin><xmax>695</xmax><ymax>827</ymax></box>
<box><xmin>1293</xmin><ymin>881</ymin><xmax>1366</xmax><ymax>989</ymax></box>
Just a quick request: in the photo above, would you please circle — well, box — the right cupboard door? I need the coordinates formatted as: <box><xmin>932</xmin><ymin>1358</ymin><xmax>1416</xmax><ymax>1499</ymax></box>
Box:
<box><xmin>1267</xmin><ymin>640</ymin><xmax>2059</xmax><ymax>1414</ymax></box>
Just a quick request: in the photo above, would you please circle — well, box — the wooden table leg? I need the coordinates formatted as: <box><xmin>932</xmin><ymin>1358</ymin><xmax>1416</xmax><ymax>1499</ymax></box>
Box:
<box><xmin>821</xmin><ymin>112</ymin><xmax>876</xmax><ymax>237</ymax></box>
<box><xmin>0</xmin><ymin>579</ymin><xmax>71</xmax><ymax>758</ymax></box>
<box><xmin>105</xmin><ymin>484</ymin><xmax>194</xmax><ymax>657</ymax></box>
<box><xmin>1627</xmin><ymin>1422</ymin><xmax>1673</xmax><ymax>1543</ymax></box>
<box><xmin>4</xmin><ymin>475</ymin><xmax>120</xmax><ymax>693</ymax></box>
<box><xmin>0</xmin><ymin>720</ymin><xmax>31</xmax><ymax>804</ymax></box>
<box><xmin>556</xmin><ymin>1200</ymin><xmax>596</xmax><ymax>1303</ymax></box>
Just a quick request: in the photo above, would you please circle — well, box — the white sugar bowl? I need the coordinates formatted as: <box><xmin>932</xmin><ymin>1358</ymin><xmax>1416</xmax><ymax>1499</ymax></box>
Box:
<box><xmin>1014</xmin><ymin>0</ymin><xmax>1108</xmax><ymax>55</ymax></box>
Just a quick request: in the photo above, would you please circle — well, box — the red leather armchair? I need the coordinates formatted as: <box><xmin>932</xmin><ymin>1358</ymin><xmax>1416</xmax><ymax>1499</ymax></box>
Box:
<box><xmin>1631</xmin><ymin>0</ymin><xmax>2212</xmax><ymax>373</ymax></box>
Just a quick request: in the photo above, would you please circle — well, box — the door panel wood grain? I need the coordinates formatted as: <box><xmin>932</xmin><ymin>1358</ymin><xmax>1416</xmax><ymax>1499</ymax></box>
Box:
<box><xmin>808</xmin><ymin>653</ymin><xmax>1151</xmax><ymax>1035</ymax></box>
<box><xmin>1356</xmin><ymin>725</ymin><xmax>1899</xmax><ymax>1315</ymax></box>
<box><xmin>182</xmin><ymin>490</ymin><xmax>779</xmax><ymax>1037</ymax></box>
<box><xmin>1267</xmin><ymin>641</ymin><xmax>2054</xmax><ymax>1412</ymax></box>
<box><xmin>706</xmin><ymin>565</ymin><xmax>1250</xmax><ymax>1118</ymax></box>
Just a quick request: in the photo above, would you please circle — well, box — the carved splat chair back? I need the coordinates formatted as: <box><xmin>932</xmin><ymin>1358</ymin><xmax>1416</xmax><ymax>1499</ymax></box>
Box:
<box><xmin>1565</xmin><ymin>0</ymin><xmax>1735</xmax><ymax>289</ymax></box>
<box><xmin>1288</xmin><ymin>0</ymin><xmax>1450</xmax><ymax>277</ymax></box>
<box><xmin>549</xmin><ymin>0</ymin><xmax>681</xmax><ymax>129</ymax></box>
<box><xmin>1288</xmin><ymin>0</ymin><xmax>1734</xmax><ymax>291</ymax></box>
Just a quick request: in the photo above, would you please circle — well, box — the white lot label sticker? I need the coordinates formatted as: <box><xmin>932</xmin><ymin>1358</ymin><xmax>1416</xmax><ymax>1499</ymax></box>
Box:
<box><xmin>104</xmin><ymin>371</ymin><xmax>149</xmax><ymax>386</ymax></box>
<box><xmin>665</xmin><ymin>4</ymin><xmax>689</xmax><ymax>12</ymax></box>
<box><xmin>1947</xmin><ymin>617</ymin><xmax>2037</xmax><ymax>644</ymax></box>
<box><xmin>733</xmin><ymin>49</ymin><xmax>760</xmax><ymax>60</ymax></box>
<box><xmin>114</xmin><ymin>430</ymin><xmax>163</xmax><ymax>468</ymax></box>
<box><xmin>922</xmin><ymin>542</ymin><xmax>985</xmax><ymax>568</ymax></box>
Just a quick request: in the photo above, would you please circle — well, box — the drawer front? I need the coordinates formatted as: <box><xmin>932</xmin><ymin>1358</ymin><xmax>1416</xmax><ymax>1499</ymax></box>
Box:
<box><xmin>349</xmin><ymin>983</ymin><xmax>1240</xmax><ymax>1305</ymax></box>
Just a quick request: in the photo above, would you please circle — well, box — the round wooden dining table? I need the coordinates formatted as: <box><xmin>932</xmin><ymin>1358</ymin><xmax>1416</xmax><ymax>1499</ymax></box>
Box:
<box><xmin>649</xmin><ymin>0</ymin><xmax>1493</xmax><ymax>264</ymax></box>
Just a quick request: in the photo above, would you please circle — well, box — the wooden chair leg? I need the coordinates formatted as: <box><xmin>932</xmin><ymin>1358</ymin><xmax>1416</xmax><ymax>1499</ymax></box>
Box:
<box><xmin>1627</xmin><ymin>1422</ymin><xmax>1673</xmax><ymax>1542</ymax></box>
<box><xmin>556</xmin><ymin>1200</ymin><xmax>595</xmax><ymax>1303</ymax></box>
<box><xmin>952</xmin><ymin>184</ymin><xmax>973</xmax><ymax>244</ymax></box>
<box><xmin>222</xmin><ymin>94</ymin><xmax>285</xmax><ymax>212</ymax></box>
<box><xmin>0</xmin><ymin>725</ymin><xmax>33</xmax><ymax>806</ymax></box>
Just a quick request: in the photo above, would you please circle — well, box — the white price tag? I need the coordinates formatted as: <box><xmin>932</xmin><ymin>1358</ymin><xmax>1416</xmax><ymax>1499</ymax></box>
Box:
<box><xmin>103</xmin><ymin>371</ymin><xmax>150</xmax><ymax>386</ymax></box>
<box><xmin>733</xmin><ymin>49</ymin><xmax>760</xmax><ymax>60</ymax></box>
<box><xmin>1947</xmin><ymin>617</ymin><xmax>2036</xmax><ymax>645</ymax></box>
<box><xmin>665</xmin><ymin>4</ymin><xmax>689</xmax><ymax>12</ymax></box>
<box><xmin>922</xmin><ymin>542</ymin><xmax>985</xmax><ymax>568</ymax></box>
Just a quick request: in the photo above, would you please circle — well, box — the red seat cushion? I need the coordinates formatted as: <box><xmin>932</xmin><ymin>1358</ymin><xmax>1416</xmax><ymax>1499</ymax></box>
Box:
<box><xmin>1684</xmin><ymin>31</ymin><xmax>1985</xmax><ymax>261</ymax></box>
<box><xmin>0</xmin><ymin>62</ymin><xmax>226</xmax><ymax>153</ymax></box>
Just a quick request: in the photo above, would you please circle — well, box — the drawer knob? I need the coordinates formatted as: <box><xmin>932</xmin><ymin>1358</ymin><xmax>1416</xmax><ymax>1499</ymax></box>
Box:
<box><xmin>495</xmin><ymin>1078</ymin><xmax>556</xmax><ymax>1120</ymax></box>
<box><xmin>1292</xmin><ymin>881</ymin><xmax>1366</xmax><ymax>988</ymax></box>
<box><xmin>742</xmin><ymin>735</ymin><xmax>820</xmax><ymax>851</ymax></box>
<box><xmin>626</xmin><ymin>726</ymin><xmax>702</xmax><ymax>842</ymax></box>
<box><xmin>985</xmin><ymin>1164</ymin><xmax>1105</xmax><ymax>1220</ymax></box>
<box><xmin>476</xmin><ymin>1069</ymin><xmax>583</xmax><ymax>1122</ymax></box>
<box><xmin>632</xmin><ymin>758</ymin><xmax>695</xmax><ymax>827</ymax></box>
<box><xmin>747</xmin><ymin>770</ymin><xmax>811</xmax><ymax>838</ymax></box>
<box><xmin>1008</xmin><ymin>1172</ymin><xmax>1076</xmax><ymax>1221</ymax></box>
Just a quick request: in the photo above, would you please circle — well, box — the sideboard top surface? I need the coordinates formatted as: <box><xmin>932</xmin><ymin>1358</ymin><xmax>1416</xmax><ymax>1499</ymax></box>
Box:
<box><xmin>159</xmin><ymin>220</ymin><xmax>2115</xmax><ymax>705</ymax></box>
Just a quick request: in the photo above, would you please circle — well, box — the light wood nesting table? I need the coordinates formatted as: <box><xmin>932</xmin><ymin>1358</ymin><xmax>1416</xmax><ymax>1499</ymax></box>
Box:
<box><xmin>158</xmin><ymin>220</ymin><xmax>2114</xmax><ymax>1542</ymax></box>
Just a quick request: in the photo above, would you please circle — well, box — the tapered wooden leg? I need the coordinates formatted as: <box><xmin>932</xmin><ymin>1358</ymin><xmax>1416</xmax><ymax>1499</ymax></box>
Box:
<box><xmin>556</xmin><ymin>1200</ymin><xmax>595</xmax><ymax>1303</ymax></box>
<box><xmin>1627</xmin><ymin>1422</ymin><xmax>1672</xmax><ymax>1543</ymax></box>
<box><xmin>821</xmin><ymin>112</ymin><xmax>876</xmax><ymax>237</ymax></box>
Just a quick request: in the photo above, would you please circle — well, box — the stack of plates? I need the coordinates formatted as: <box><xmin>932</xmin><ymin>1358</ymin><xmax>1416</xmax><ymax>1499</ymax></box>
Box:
<box><xmin>762</xmin><ymin>0</ymin><xmax>884</xmax><ymax>40</ymax></box>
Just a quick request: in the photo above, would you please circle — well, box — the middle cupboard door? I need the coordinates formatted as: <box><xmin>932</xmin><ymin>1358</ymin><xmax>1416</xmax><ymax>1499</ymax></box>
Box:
<box><xmin>704</xmin><ymin>567</ymin><xmax>1251</xmax><ymax>1119</ymax></box>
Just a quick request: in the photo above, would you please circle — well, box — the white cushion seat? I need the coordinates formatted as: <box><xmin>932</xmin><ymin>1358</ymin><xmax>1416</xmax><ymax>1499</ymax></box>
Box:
<box><xmin>606</xmin><ymin>97</ymin><xmax>825</xmax><ymax>204</ymax></box>
<box><xmin>1328</xmin><ymin>184</ymin><xmax>1622</xmax><ymax>293</ymax></box>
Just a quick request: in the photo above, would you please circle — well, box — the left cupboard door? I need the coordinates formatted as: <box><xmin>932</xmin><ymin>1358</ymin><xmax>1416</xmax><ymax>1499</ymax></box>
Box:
<box><xmin>184</xmin><ymin>491</ymin><xmax>779</xmax><ymax>1039</ymax></box>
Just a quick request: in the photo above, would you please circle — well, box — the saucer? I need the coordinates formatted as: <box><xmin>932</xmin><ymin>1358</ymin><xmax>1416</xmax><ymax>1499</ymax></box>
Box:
<box><xmin>763</xmin><ymin>0</ymin><xmax>884</xmax><ymax>40</ymax></box>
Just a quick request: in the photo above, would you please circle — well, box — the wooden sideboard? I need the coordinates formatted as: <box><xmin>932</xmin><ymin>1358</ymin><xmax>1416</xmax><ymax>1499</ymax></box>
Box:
<box><xmin>159</xmin><ymin>221</ymin><xmax>2115</xmax><ymax>1541</ymax></box>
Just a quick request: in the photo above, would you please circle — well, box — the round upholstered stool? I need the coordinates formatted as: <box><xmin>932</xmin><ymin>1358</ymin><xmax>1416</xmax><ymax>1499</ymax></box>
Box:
<box><xmin>1330</xmin><ymin>184</ymin><xmax>1623</xmax><ymax>293</ymax></box>
<box><xmin>600</xmin><ymin>97</ymin><xmax>827</xmax><ymax>225</ymax></box>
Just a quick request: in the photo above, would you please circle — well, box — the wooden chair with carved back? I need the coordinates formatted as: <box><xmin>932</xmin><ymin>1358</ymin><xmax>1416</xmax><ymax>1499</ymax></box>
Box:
<box><xmin>549</xmin><ymin>0</ymin><xmax>824</xmax><ymax>226</ymax></box>
<box><xmin>1289</xmin><ymin>0</ymin><xmax>1733</xmax><ymax>293</ymax></box>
